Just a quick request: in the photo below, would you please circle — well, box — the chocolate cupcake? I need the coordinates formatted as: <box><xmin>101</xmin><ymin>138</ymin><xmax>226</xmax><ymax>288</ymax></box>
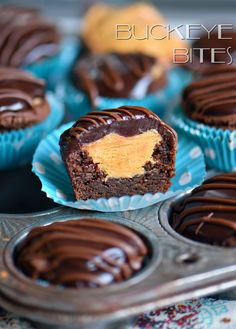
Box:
<box><xmin>0</xmin><ymin>67</ymin><xmax>64</xmax><ymax>170</ymax></box>
<box><xmin>171</xmin><ymin>65</ymin><xmax>236</xmax><ymax>171</ymax></box>
<box><xmin>172</xmin><ymin>173</ymin><xmax>236</xmax><ymax>247</ymax></box>
<box><xmin>0</xmin><ymin>68</ymin><xmax>49</xmax><ymax>131</ymax></box>
<box><xmin>60</xmin><ymin>106</ymin><xmax>177</xmax><ymax>200</ymax></box>
<box><xmin>72</xmin><ymin>52</ymin><xmax>166</xmax><ymax>108</ymax></box>
<box><xmin>0</xmin><ymin>5</ymin><xmax>59</xmax><ymax>67</ymax></box>
<box><xmin>16</xmin><ymin>218</ymin><xmax>148</xmax><ymax>288</ymax></box>
<box><xmin>182</xmin><ymin>66</ymin><xmax>236</xmax><ymax>129</ymax></box>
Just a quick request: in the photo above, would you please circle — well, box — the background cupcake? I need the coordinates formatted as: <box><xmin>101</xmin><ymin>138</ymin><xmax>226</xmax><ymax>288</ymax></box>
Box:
<box><xmin>0</xmin><ymin>67</ymin><xmax>64</xmax><ymax>170</ymax></box>
<box><xmin>172</xmin><ymin>65</ymin><xmax>236</xmax><ymax>171</ymax></box>
<box><xmin>0</xmin><ymin>5</ymin><xmax>78</xmax><ymax>89</ymax></box>
<box><xmin>61</xmin><ymin>3</ymin><xmax>190</xmax><ymax>120</ymax></box>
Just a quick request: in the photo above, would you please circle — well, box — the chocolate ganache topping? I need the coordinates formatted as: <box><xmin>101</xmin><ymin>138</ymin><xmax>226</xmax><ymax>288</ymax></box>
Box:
<box><xmin>182</xmin><ymin>67</ymin><xmax>236</xmax><ymax>129</ymax></box>
<box><xmin>61</xmin><ymin>105</ymin><xmax>176</xmax><ymax>146</ymax></box>
<box><xmin>73</xmin><ymin>52</ymin><xmax>166</xmax><ymax>107</ymax></box>
<box><xmin>16</xmin><ymin>218</ymin><xmax>148</xmax><ymax>288</ymax></box>
<box><xmin>0</xmin><ymin>5</ymin><xmax>59</xmax><ymax>67</ymax></box>
<box><xmin>0</xmin><ymin>68</ymin><xmax>49</xmax><ymax>131</ymax></box>
<box><xmin>172</xmin><ymin>173</ymin><xmax>236</xmax><ymax>247</ymax></box>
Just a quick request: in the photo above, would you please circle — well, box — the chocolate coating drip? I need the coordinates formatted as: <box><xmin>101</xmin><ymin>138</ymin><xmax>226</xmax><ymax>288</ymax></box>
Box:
<box><xmin>183</xmin><ymin>67</ymin><xmax>236</xmax><ymax>129</ymax></box>
<box><xmin>73</xmin><ymin>53</ymin><xmax>166</xmax><ymax>106</ymax></box>
<box><xmin>0</xmin><ymin>5</ymin><xmax>59</xmax><ymax>67</ymax></box>
<box><xmin>0</xmin><ymin>68</ymin><xmax>49</xmax><ymax>131</ymax></box>
<box><xmin>172</xmin><ymin>173</ymin><xmax>236</xmax><ymax>247</ymax></box>
<box><xmin>16</xmin><ymin>218</ymin><xmax>148</xmax><ymax>288</ymax></box>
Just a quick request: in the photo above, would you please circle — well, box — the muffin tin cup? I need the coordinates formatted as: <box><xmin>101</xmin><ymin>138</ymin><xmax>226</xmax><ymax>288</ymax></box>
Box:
<box><xmin>57</xmin><ymin>67</ymin><xmax>192</xmax><ymax>121</ymax></box>
<box><xmin>0</xmin><ymin>92</ymin><xmax>64</xmax><ymax>170</ymax></box>
<box><xmin>171</xmin><ymin>106</ymin><xmax>236</xmax><ymax>172</ymax></box>
<box><xmin>32</xmin><ymin>122</ymin><xmax>206</xmax><ymax>212</ymax></box>
<box><xmin>24</xmin><ymin>38</ymin><xmax>79</xmax><ymax>91</ymax></box>
<box><xmin>1</xmin><ymin>204</ymin><xmax>236</xmax><ymax>328</ymax></box>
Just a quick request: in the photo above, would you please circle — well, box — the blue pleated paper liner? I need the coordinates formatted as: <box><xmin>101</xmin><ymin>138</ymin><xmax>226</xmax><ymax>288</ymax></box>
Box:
<box><xmin>171</xmin><ymin>106</ymin><xmax>236</xmax><ymax>172</ymax></box>
<box><xmin>24</xmin><ymin>38</ymin><xmax>79</xmax><ymax>90</ymax></box>
<box><xmin>0</xmin><ymin>93</ymin><xmax>64</xmax><ymax>170</ymax></box>
<box><xmin>57</xmin><ymin>67</ymin><xmax>192</xmax><ymax>121</ymax></box>
<box><xmin>32</xmin><ymin>121</ymin><xmax>206</xmax><ymax>212</ymax></box>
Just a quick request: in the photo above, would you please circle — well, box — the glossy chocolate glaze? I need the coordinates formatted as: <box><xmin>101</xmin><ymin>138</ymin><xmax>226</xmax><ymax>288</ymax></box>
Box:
<box><xmin>0</xmin><ymin>68</ymin><xmax>49</xmax><ymax>131</ymax></box>
<box><xmin>60</xmin><ymin>106</ymin><xmax>177</xmax><ymax>149</ymax></box>
<box><xmin>172</xmin><ymin>173</ymin><xmax>236</xmax><ymax>247</ymax></box>
<box><xmin>182</xmin><ymin>67</ymin><xmax>236</xmax><ymax>129</ymax></box>
<box><xmin>16</xmin><ymin>218</ymin><xmax>148</xmax><ymax>288</ymax></box>
<box><xmin>0</xmin><ymin>5</ymin><xmax>59</xmax><ymax>67</ymax></box>
<box><xmin>73</xmin><ymin>52</ymin><xmax>166</xmax><ymax>107</ymax></box>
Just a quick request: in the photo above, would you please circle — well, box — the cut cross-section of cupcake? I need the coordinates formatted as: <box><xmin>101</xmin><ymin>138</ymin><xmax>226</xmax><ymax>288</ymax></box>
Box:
<box><xmin>60</xmin><ymin>106</ymin><xmax>177</xmax><ymax>200</ymax></box>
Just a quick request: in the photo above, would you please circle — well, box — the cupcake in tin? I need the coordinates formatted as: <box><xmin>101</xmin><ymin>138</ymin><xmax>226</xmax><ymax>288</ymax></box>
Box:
<box><xmin>172</xmin><ymin>65</ymin><xmax>236</xmax><ymax>171</ymax></box>
<box><xmin>0</xmin><ymin>5</ymin><xmax>77</xmax><ymax>88</ymax></box>
<box><xmin>171</xmin><ymin>172</ymin><xmax>236</xmax><ymax>247</ymax></box>
<box><xmin>15</xmin><ymin>218</ymin><xmax>148</xmax><ymax>288</ymax></box>
<box><xmin>0</xmin><ymin>67</ymin><xmax>64</xmax><ymax>170</ymax></box>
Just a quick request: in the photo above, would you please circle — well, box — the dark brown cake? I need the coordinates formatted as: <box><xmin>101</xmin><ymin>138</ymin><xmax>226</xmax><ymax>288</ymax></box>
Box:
<box><xmin>182</xmin><ymin>67</ymin><xmax>236</xmax><ymax>129</ymax></box>
<box><xmin>0</xmin><ymin>5</ymin><xmax>59</xmax><ymax>67</ymax></box>
<box><xmin>0</xmin><ymin>68</ymin><xmax>50</xmax><ymax>131</ymax></box>
<box><xmin>171</xmin><ymin>173</ymin><xmax>236</xmax><ymax>247</ymax></box>
<box><xmin>60</xmin><ymin>106</ymin><xmax>177</xmax><ymax>200</ymax></box>
<box><xmin>73</xmin><ymin>52</ymin><xmax>166</xmax><ymax>107</ymax></box>
<box><xmin>15</xmin><ymin>218</ymin><xmax>148</xmax><ymax>288</ymax></box>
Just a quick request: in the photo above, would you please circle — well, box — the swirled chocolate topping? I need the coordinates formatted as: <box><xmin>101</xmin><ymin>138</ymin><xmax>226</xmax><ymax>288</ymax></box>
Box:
<box><xmin>73</xmin><ymin>53</ymin><xmax>166</xmax><ymax>107</ymax></box>
<box><xmin>16</xmin><ymin>218</ymin><xmax>148</xmax><ymax>288</ymax></box>
<box><xmin>60</xmin><ymin>106</ymin><xmax>177</xmax><ymax>200</ymax></box>
<box><xmin>0</xmin><ymin>68</ymin><xmax>49</xmax><ymax>131</ymax></box>
<box><xmin>0</xmin><ymin>5</ymin><xmax>59</xmax><ymax>67</ymax></box>
<box><xmin>172</xmin><ymin>173</ymin><xmax>236</xmax><ymax>247</ymax></box>
<box><xmin>182</xmin><ymin>68</ymin><xmax>236</xmax><ymax>129</ymax></box>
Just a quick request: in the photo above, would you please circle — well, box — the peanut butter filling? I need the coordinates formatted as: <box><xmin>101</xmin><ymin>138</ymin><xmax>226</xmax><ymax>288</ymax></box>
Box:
<box><xmin>82</xmin><ymin>129</ymin><xmax>162</xmax><ymax>179</ymax></box>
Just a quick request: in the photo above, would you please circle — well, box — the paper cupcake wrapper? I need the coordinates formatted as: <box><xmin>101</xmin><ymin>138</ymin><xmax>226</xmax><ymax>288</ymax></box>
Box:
<box><xmin>0</xmin><ymin>93</ymin><xmax>64</xmax><ymax>170</ymax></box>
<box><xmin>57</xmin><ymin>67</ymin><xmax>192</xmax><ymax>121</ymax></box>
<box><xmin>171</xmin><ymin>107</ymin><xmax>236</xmax><ymax>172</ymax></box>
<box><xmin>24</xmin><ymin>38</ymin><xmax>79</xmax><ymax>91</ymax></box>
<box><xmin>32</xmin><ymin>122</ymin><xmax>206</xmax><ymax>212</ymax></box>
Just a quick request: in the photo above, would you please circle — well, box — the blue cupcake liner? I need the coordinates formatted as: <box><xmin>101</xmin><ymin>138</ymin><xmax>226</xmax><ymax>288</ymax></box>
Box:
<box><xmin>32</xmin><ymin>122</ymin><xmax>206</xmax><ymax>212</ymax></box>
<box><xmin>57</xmin><ymin>67</ymin><xmax>192</xmax><ymax>121</ymax></box>
<box><xmin>171</xmin><ymin>106</ymin><xmax>236</xmax><ymax>172</ymax></box>
<box><xmin>0</xmin><ymin>93</ymin><xmax>64</xmax><ymax>170</ymax></box>
<box><xmin>24</xmin><ymin>38</ymin><xmax>79</xmax><ymax>91</ymax></box>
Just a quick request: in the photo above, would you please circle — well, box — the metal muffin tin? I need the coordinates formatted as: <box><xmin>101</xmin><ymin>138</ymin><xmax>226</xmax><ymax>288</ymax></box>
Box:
<box><xmin>1</xmin><ymin>198</ymin><xmax>236</xmax><ymax>329</ymax></box>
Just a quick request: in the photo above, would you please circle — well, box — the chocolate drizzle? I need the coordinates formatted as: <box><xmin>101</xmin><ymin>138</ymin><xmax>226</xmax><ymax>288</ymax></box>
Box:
<box><xmin>0</xmin><ymin>68</ymin><xmax>49</xmax><ymax>131</ymax></box>
<box><xmin>0</xmin><ymin>5</ymin><xmax>59</xmax><ymax>67</ymax></box>
<box><xmin>16</xmin><ymin>218</ymin><xmax>148</xmax><ymax>288</ymax></box>
<box><xmin>172</xmin><ymin>173</ymin><xmax>236</xmax><ymax>247</ymax></box>
<box><xmin>183</xmin><ymin>67</ymin><xmax>236</xmax><ymax>129</ymax></box>
<box><xmin>73</xmin><ymin>53</ymin><xmax>166</xmax><ymax>107</ymax></box>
